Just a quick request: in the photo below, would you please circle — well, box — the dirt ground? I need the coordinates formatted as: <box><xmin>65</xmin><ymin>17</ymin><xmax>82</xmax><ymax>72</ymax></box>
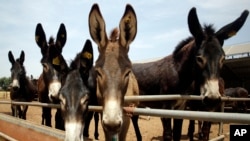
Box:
<box><xmin>0</xmin><ymin>92</ymin><xmax>230</xmax><ymax>141</ymax></box>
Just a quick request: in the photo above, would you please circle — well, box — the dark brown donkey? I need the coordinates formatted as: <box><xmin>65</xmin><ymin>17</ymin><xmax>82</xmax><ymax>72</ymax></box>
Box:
<box><xmin>35</xmin><ymin>23</ymin><xmax>68</xmax><ymax>130</ymax></box>
<box><xmin>188</xmin><ymin>77</ymin><xmax>225</xmax><ymax>141</ymax></box>
<box><xmin>59</xmin><ymin>40</ymin><xmax>94</xmax><ymax>141</ymax></box>
<box><xmin>131</xmin><ymin>8</ymin><xmax>249</xmax><ymax>141</ymax></box>
<box><xmin>8</xmin><ymin>50</ymin><xmax>37</xmax><ymax>119</ymax></box>
<box><xmin>89</xmin><ymin>3</ymin><xmax>139</xmax><ymax>141</ymax></box>
<box><xmin>225</xmin><ymin>87</ymin><xmax>249</xmax><ymax>113</ymax></box>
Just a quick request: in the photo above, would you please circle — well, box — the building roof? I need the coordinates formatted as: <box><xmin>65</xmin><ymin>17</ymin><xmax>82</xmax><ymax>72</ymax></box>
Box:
<box><xmin>222</xmin><ymin>42</ymin><xmax>250</xmax><ymax>90</ymax></box>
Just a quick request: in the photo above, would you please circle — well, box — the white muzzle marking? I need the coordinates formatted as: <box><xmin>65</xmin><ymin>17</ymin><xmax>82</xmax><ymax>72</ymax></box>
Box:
<box><xmin>12</xmin><ymin>79</ymin><xmax>20</xmax><ymax>88</ymax></box>
<box><xmin>201</xmin><ymin>79</ymin><xmax>221</xmax><ymax>99</ymax></box>
<box><xmin>48</xmin><ymin>81</ymin><xmax>61</xmax><ymax>100</ymax></box>
<box><xmin>102</xmin><ymin>100</ymin><xmax>123</xmax><ymax>131</ymax></box>
<box><xmin>65</xmin><ymin>122</ymin><xmax>84</xmax><ymax>141</ymax></box>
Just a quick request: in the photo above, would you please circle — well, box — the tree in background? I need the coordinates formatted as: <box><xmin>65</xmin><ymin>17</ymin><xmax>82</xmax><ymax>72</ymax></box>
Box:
<box><xmin>0</xmin><ymin>77</ymin><xmax>11</xmax><ymax>91</ymax></box>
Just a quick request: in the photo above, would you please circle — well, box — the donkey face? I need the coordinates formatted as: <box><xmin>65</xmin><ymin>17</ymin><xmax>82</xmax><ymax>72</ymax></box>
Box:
<box><xmin>35</xmin><ymin>23</ymin><xmax>68</xmax><ymax>102</ymax></box>
<box><xmin>89</xmin><ymin>3</ymin><xmax>138</xmax><ymax>136</ymax></box>
<box><xmin>188</xmin><ymin>8</ymin><xmax>249</xmax><ymax>106</ymax></box>
<box><xmin>59</xmin><ymin>40</ymin><xmax>93</xmax><ymax>141</ymax></box>
<box><xmin>8</xmin><ymin>51</ymin><xmax>26</xmax><ymax>91</ymax></box>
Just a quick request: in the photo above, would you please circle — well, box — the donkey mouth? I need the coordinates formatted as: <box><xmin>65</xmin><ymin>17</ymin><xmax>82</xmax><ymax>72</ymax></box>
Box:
<box><xmin>202</xmin><ymin>96</ymin><xmax>222</xmax><ymax>109</ymax></box>
<box><xmin>102</xmin><ymin>115</ymin><xmax>123</xmax><ymax>134</ymax></box>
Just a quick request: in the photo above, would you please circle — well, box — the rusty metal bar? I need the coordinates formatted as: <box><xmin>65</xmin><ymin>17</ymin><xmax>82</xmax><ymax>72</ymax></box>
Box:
<box><xmin>0</xmin><ymin>113</ymin><xmax>64</xmax><ymax>141</ymax></box>
<box><xmin>0</xmin><ymin>131</ymin><xmax>18</xmax><ymax>141</ymax></box>
<box><xmin>209</xmin><ymin>134</ymin><xmax>225</xmax><ymax>141</ymax></box>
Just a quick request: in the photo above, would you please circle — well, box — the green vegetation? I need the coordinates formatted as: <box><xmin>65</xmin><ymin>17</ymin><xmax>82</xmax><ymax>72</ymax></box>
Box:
<box><xmin>0</xmin><ymin>77</ymin><xmax>11</xmax><ymax>91</ymax></box>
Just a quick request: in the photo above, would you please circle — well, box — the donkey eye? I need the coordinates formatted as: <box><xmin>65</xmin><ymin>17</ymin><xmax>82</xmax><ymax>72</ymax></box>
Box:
<box><xmin>219</xmin><ymin>56</ymin><xmax>225</xmax><ymax>68</ymax></box>
<box><xmin>80</xmin><ymin>95</ymin><xmax>89</xmax><ymax>105</ymax></box>
<box><xmin>95</xmin><ymin>68</ymin><xmax>103</xmax><ymax>78</ymax></box>
<box><xmin>42</xmin><ymin>63</ymin><xmax>49</xmax><ymax>72</ymax></box>
<box><xmin>124</xmin><ymin>70</ymin><xmax>131</xmax><ymax>78</ymax></box>
<box><xmin>196</xmin><ymin>56</ymin><xmax>206</xmax><ymax>68</ymax></box>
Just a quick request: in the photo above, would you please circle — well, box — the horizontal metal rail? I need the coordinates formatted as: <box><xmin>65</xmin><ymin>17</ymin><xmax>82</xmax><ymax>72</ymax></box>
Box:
<box><xmin>124</xmin><ymin>94</ymin><xmax>250</xmax><ymax>102</ymax></box>
<box><xmin>0</xmin><ymin>101</ymin><xmax>61</xmax><ymax>108</ymax></box>
<box><xmin>1</xmin><ymin>100</ymin><xmax>249</xmax><ymax>124</ymax></box>
<box><xmin>1</xmin><ymin>94</ymin><xmax>250</xmax><ymax>104</ymax></box>
<box><xmin>124</xmin><ymin>107</ymin><xmax>250</xmax><ymax>124</ymax></box>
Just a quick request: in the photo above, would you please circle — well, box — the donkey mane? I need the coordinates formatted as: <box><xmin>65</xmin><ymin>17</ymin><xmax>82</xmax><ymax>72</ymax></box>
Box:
<box><xmin>109</xmin><ymin>28</ymin><xmax>119</xmax><ymax>42</ymax></box>
<box><xmin>203</xmin><ymin>24</ymin><xmax>216</xmax><ymax>36</ymax></box>
<box><xmin>173</xmin><ymin>37</ymin><xmax>193</xmax><ymax>59</ymax></box>
<box><xmin>173</xmin><ymin>24</ymin><xmax>216</xmax><ymax>60</ymax></box>
<box><xmin>69</xmin><ymin>53</ymin><xmax>81</xmax><ymax>70</ymax></box>
<box><xmin>48</xmin><ymin>37</ymin><xmax>55</xmax><ymax>45</ymax></box>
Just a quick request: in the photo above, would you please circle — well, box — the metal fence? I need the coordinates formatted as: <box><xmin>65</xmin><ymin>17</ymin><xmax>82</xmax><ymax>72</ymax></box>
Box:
<box><xmin>0</xmin><ymin>95</ymin><xmax>250</xmax><ymax>123</ymax></box>
<box><xmin>1</xmin><ymin>94</ymin><xmax>250</xmax><ymax>141</ymax></box>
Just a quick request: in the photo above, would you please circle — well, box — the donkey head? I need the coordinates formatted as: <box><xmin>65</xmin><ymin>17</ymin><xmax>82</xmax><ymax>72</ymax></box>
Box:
<box><xmin>59</xmin><ymin>40</ymin><xmax>93</xmax><ymax>141</ymax></box>
<box><xmin>188</xmin><ymin>8</ymin><xmax>249</xmax><ymax>106</ymax></box>
<box><xmin>8</xmin><ymin>50</ymin><xmax>26</xmax><ymax>92</ymax></box>
<box><xmin>35</xmin><ymin>23</ymin><xmax>68</xmax><ymax>102</ymax></box>
<box><xmin>89</xmin><ymin>3</ymin><xmax>138</xmax><ymax>136</ymax></box>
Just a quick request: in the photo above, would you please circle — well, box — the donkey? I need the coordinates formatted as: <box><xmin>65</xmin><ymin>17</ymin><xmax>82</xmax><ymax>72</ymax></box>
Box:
<box><xmin>225</xmin><ymin>87</ymin><xmax>249</xmax><ymax>113</ymax></box>
<box><xmin>89</xmin><ymin>3</ymin><xmax>139</xmax><ymax>141</ymax></box>
<box><xmin>59</xmin><ymin>40</ymin><xmax>94</xmax><ymax>141</ymax></box>
<box><xmin>35</xmin><ymin>23</ymin><xmax>68</xmax><ymax>130</ymax></box>
<box><xmin>187</xmin><ymin>77</ymin><xmax>225</xmax><ymax>141</ymax></box>
<box><xmin>131</xmin><ymin>8</ymin><xmax>249</xmax><ymax>141</ymax></box>
<box><xmin>8</xmin><ymin>50</ymin><xmax>37</xmax><ymax>119</ymax></box>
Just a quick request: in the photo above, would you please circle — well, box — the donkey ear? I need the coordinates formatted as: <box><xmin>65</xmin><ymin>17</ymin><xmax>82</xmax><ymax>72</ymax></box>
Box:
<box><xmin>119</xmin><ymin>4</ymin><xmax>137</xmax><ymax>49</ymax></box>
<box><xmin>80</xmin><ymin>39</ymin><xmax>93</xmax><ymax>71</ymax></box>
<box><xmin>89</xmin><ymin>3</ymin><xmax>108</xmax><ymax>49</ymax></box>
<box><xmin>56</xmin><ymin>23</ymin><xmax>67</xmax><ymax>53</ymax></box>
<box><xmin>19</xmin><ymin>50</ymin><xmax>25</xmax><ymax>65</ymax></box>
<box><xmin>35</xmin><ymin>23</ymin><xmax>47</xmax><ymax>48</ymax></box>
<box><xmin>8</xmin><ymin>51</ymin><xmax>15</xmax><ymax>65</ymax></box>
<box><xmin>35</xmin><ymin>23</ymin><xmax>47</xmax><ymax>55</ymax></box>
<box><xmin>216</xmin><ymin>10</ymin><xmax>249</xmax><ymax>43</ymax></box>
<box><xmin>188</xmin><ymin>7</ymin><xmax>204</xmax><ymax>46</ymax></box>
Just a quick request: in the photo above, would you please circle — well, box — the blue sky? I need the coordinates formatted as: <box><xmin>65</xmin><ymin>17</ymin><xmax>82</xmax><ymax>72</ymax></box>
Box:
<box><xmin>0</xmin><ymin>0</ymin><xmax>249</xmax><ymax>78</ymax></box>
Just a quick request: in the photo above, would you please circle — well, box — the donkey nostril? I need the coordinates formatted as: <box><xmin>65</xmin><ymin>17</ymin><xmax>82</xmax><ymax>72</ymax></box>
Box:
<box><xmin>102</xmin><ymin>118</ymin><xmax>122</xmax><ymax>132</ymax></box>
<box><xmin>12</xmin><ymin>86</ymin><xmax>19</xmax><ymax>91</ymax></box>
<box><xmin>203</xmin><ymin>96</ymin><xmax>221</xmax><ymax>107</ymax></box>
<box><xmin>203</xmin><ymin>96</ymin><xmax>209</xmax><ymax>104</ymax></box>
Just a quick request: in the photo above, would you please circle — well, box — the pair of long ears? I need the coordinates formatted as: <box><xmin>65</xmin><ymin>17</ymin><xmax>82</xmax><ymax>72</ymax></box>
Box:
<box><xmin>88</xmin><ymin>3</ymin><xmax>137</xmax><ymax>51</ymax></box>
<box><xmin>35</xmin><ymin>23</ymin><xmax>67</xmax><ymax>55</ymax></box>
<box><xmin>8</xmin><ymin>50</ymin><xmax>25</xmax><ymax>65</ymax></box>
<box><xmin>188</xmin><ymin>7</ymin><xmax>249</xmax><ymax>46</ymax></box>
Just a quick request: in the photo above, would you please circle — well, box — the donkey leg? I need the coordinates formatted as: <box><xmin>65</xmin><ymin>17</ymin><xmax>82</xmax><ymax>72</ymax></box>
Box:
<box><xmin>55</xmin><ymin>108</ymin><xmax>64</xmax><ymax>130</ymax></box>
<box><xmin>131</xmin><ymin>115</ymin><xmax>142</xmax><ymax>141</ymax></box>
<box><xmin>173</xmin><ymin>118</ymin><xmax>183</xmax><ymax>141</ymax></box>
<box><xmin>187</xmin><ymin>120</ymin><xmax>195</xmax><ymax>141</ymax></box>
<box><xmin>119</xmin><ymin>116</ymin><xmax>130</xmax><ymax>141</ymax></box>
<box><xmin>201</xmin><ymin>121</ymin><xmax>211</xmax><ymax>141</ymax></box>
<box><xmin>17</xmin><ymin>105</ymin><xmax>22</xmax><ymax>118</ymax></box>
<box><xmin>11</xmin><ymin>104</ymin><xmax>15</xmax><ymax>117</ymax></box>
<box><xmin>161</xmin><ymin>117</ymin><xmax>172</xmax><ymax>141</ymax></box>
<box><xmin>22</xmin><ymin>105</ymin><xmax>28</xmax><ymax>120</ymax></box>
<box><xmin>42</xmin><ymin>107</ymin><xmax>52</xmax><ymax>127</ymax></box>
<box><xmin>198</xmin><ymin>120</ymin><xmax>204</xmax><ymax>140</ymax></box>
<box><xmin>94</xmin><ymin>112</ymin><xmax>99</xmax><ymax>140</ymax></box>
<box><xmin>83</xmin><ymin>111</ymin><xmax>94</xmax><ymax>138</ymax></box>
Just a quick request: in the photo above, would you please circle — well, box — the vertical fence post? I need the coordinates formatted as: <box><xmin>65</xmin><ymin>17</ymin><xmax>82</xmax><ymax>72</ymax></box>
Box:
<box><xmin>218</xmin><ymin>101</ymin><xmax>225</xmax><ymax>135</ymax></box>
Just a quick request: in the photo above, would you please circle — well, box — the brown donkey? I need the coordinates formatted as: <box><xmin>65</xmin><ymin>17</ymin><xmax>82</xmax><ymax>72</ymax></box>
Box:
<box><xmin>35</xmin><ymin>23</ymin><xmax>68</xmax><ymax>130</ymax></box>
<box><xmin>89</xmin><ymin>3</ymin><xmax>139</xmax><ymax>141</ymax></box>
